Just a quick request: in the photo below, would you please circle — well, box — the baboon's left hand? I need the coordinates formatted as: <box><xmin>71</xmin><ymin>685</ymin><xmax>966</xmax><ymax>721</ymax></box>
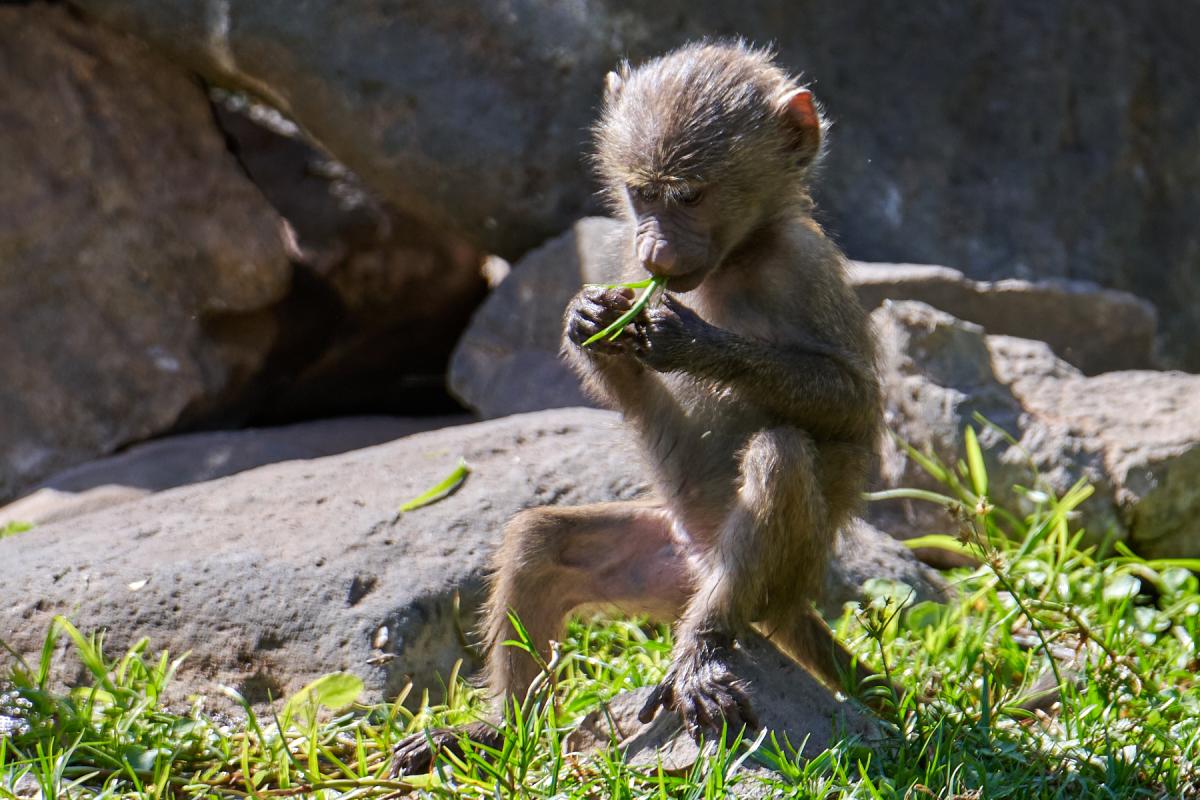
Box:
<box><xmin>632</xmin><ymin>295</ymin><xmax>711</xmax><ymax>372</ymax></box>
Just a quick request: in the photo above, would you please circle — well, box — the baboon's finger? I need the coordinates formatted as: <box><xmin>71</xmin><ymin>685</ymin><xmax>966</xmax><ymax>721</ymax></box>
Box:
<box><xmin>638</xmin><ymin>682</ymin><xmax>671</xmax><ymax>724</ymax></box>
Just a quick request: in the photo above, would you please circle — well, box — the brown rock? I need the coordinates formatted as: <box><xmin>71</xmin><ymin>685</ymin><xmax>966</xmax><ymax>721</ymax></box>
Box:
<box><xmin>0</xmin><ymin>5</ymin><xmax>291</xmax><ymax>500</ymax></box>
<box><xmin>212</xmin><ymin>95</ymin><xmax>488</xmax><ymax>418</ymax></box>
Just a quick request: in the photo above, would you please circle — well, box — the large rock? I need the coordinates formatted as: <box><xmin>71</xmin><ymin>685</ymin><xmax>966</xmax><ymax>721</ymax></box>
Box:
<box><xmin>0</xmin><ymin>409</ymin><xmax>944</xmax><ymax>706</ymax></box>
<box><xmin>873</xmin><ymin>301</ymin><xmax>1200</xmax><ymax>559</ymax></box>
<box><xmin>0</xmin><ymin>5</ymin><xmax>291</xmax><ymax>501</ymax></box>
<box><xmin>211</xmin><ymin>94</ymin><xmax>488</xmax><ymax>419</ymax></box>
<box><xmin>0</xmin><ymin>416</ymin><xmax>464</xmax><ymax>528</ymax></box>
<box><xmin>1001</xmin><ymin>361</ymin><xmax>1200</xmax><ymax>560</ymax></box>
<box><xmin>447</xmin><ymin>217</ymin><xmax>623</xmax><ymax>416</ymax></box>
<box><xmin>849</xmin><ymin>263</ymin><xmax>1157</xmax><ymax>375</ymax></box>
<box><xmin>449</xmin><ymin>217</ymin><xmax>1159</xmax><ymax>418</ymax></box>
<box><xmin>68</xmin><ymin>1</ymin><xmax>1200</xmax><ymax>369</ymax></box>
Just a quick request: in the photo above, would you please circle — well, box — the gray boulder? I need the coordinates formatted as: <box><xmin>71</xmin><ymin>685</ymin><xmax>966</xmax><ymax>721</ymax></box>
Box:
<box><xmin>0</xmin><ymin>409</ymin><xmax>943</xmax><ymax>707</ymax></box>
<box><xmin>447</xmin><ymin>218</ymin><xmax>624</xmax><ymax>416</ymax></box>
<box><xmin>68</xmin><ymin>1</ymin><xmax>1200</xmax><ymax>369</ymax></box>
<box><xmin>849</xmin><ymin>263</ymin><xmax>1157</xmax><ymax>375</ymax></box>
<box><xmin>874</xmin><ymin>301</ymin><xmax>1200</xmax><ymax>560</ymax></box>
<box><xmin>1002</xmin><ymin>361</ymin><xmax>1200</xmax><ymax>560</ymax></box>
<box><xmin>0</xmin><ymin>5</ymin><xmax>291</xmax><ymax>501</ymax></box>
<box><xmin>449</xmin><ymin>217</ymin><xmax>1159</xmax><ymax>417</ymax></box>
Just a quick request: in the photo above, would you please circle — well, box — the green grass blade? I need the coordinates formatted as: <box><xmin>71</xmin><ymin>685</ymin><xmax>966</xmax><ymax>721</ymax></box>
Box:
<box><xmin>582</xmin><ymin>274</ymin><xmax>668</xmax><ymax>346</ymax></box>
<box><xmin>52</xmin><ymin>617</ymin><xmax>113</xmax><ymax>692</ymax></box>
<box><xmin>397</xmin><ymin>458</ymin><xmax>471</xmax><ymax>513</ymax></box>
<box><xmin>863</xmin><ymin>488</ymin><xmax>962</xmax><ymax>508</ymax></box>
<box><xmin>889</xmin><ymin>431</ymin><xmax>950</xmax><ymax>484</ymax></box>
<box><xmin>901</xmin><ymin>534</ymin><xmax>979</xmax><ymax>559</ymax></box>
<box><xmin>963</xmin><ymin>425</ymin><xmax>988</xmax><ymax>498</ymax></box>
<box><xmin>583</xmin><ymin>278</ymin><xmax>654</xmax><ymax>289</ymax></box>
<box><xmin>0</xmin><ymin>521</ymin><xmax>32</xmax><ymax>539</ymax></box>
<box><xmin>280</xmin><ymin>672</ymin><xmax>364</xmax><ymax>732</ymax></box>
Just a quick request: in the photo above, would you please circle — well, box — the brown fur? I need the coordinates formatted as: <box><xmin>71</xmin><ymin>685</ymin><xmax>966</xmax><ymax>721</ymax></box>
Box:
<box><xmin>393</xmin><ymin>40</ymin><xmax>884</xmax><ymax>774</ymax></box>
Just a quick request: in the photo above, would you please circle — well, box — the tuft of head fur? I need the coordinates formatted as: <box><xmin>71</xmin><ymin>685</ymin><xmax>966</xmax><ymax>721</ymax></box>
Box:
<box><xmin>593</xmin><ymin>40</ymin><xmax>828</xmax><ymax>211</ymax></box>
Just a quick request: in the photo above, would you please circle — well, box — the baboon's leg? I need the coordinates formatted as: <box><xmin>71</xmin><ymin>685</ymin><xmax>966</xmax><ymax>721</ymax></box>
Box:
<box><xmin>765</xmin><ymin>439</ymin><xmax>900</xmax><ymax>708</ymax></box>
<box><xmin>759</xmin><ymin>439</ymin><xmax>868</xmax><ymax>683</ymax></box>
<box><xmin>766</xmin><ymin>609</ymin><xmax>861</xmax><ymax>690</ymax></box>
<box><xmin>681</xmin><ymin>427</ymin><xmax>830</xmax><ymax>640</ymax></box>
<box><xmin>640</xmin><ymin>427</ymin><xmax>832</xmax><ymax>734</ymax></box>
<box><xmin>482</xmin><ymin>501</ymin><xmax>692</xmax><ymax>704</ymax></box>
<box><xmin>393</xmin><ymin>501</ymin><xmax>691</xmax><ymax>776</ymax></box>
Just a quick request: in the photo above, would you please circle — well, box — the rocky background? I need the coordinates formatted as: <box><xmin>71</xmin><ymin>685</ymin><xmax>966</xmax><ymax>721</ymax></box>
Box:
<box><xmin>0</xmin><ymin>1</ymin><xmax>1197</xmax><ymax>704</ymax></box>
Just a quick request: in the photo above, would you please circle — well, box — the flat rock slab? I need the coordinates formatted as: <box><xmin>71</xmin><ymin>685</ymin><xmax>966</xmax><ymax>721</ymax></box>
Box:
<box><xmin>0</xmin><ymin>409</ymin><xmax>943</xmax><ymax>708</ymax></box>
<box><xmin>848</xmin><ymin>263</ymin><xmax>1157</xmax><ymax>375</ymax></box>
<box><xmin>0</xmin><ymin>416</ymin><xmax>465</xmax><ymax>528</ymax></box>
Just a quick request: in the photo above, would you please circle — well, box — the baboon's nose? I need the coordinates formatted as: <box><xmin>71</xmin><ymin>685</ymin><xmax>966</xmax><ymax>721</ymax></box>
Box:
<box><xmin>638</xmin><ymin>237</ymin><xmax>678</xmax><ymax>273</ymax></box>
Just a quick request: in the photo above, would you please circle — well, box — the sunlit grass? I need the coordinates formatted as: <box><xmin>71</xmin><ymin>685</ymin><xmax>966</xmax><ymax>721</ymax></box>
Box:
<box><xmin>3</xmin><ymin>425</ymin><xmax>1199</xmax><ymax>798</ymax></box>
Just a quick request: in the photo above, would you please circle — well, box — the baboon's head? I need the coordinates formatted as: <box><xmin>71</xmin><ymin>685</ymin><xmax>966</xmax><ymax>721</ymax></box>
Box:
<box><xmin>594</xmin><ymin>41</ymin><xmax>826</xmax><ymax>290</ymax></box>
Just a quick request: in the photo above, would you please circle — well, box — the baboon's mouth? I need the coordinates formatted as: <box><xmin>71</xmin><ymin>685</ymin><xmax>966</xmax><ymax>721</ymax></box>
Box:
<box><xmin>664</xmin><ymin>270</ymin><xmax>705</xmax><ymax>292</ymax></box>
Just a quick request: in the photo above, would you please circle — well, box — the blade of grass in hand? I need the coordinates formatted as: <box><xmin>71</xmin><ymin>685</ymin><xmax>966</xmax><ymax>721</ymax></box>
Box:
<box><xmin>397</xmin><ymin>458</ymin><xmax>471</xmax><ymax>513</ymax></box>
<box><xmin>582</xmin><ymin>274</ymin><xmax>668</xmax><ymax>346</ymax></box>
<box><xmin>583</xmin><ymin>278</ymin><xmax>655</xmax><ymax>289</ymax></box>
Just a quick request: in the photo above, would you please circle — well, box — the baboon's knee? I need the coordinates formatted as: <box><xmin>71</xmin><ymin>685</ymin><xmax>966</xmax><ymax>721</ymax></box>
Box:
<box><xmin>741</xmin><ymin>428</ymin><xmax>817</xmax><ymax>487</ymax></box>
<box><xmin>738</xmin><ymin>428</ymin><xmax>821</xmax><ymax>517</ymax></box>
<box><xmin>495</xmin><ymin>506</ymin><xmax>571</xmax><ymax>576</ymax></box>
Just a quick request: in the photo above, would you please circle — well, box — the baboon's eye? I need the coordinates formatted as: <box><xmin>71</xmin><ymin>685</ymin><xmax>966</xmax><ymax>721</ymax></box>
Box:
<box><xmin>630</xmin><ymin>184</ymin><xmax>658</xmax><ymax>203</ymax></box>
<box><xmin>677</xmin><ymin>185</ymin><xmax>704</xmax><ymax>206</ymax></box>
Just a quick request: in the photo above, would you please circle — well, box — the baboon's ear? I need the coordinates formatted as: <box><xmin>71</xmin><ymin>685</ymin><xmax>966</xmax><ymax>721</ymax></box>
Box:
<box><xmin>604</xmin><ymin>69</ymin><xmax>625</xmax><ymax>104</ymax></box>
<box><xmin>779</xmin><ymin>88</ymin><xmax>822</xmax><ymax>161</ymax></box>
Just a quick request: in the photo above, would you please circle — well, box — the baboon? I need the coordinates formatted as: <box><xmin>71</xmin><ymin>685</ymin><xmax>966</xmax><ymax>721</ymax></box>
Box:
<box><xmin>393</xmin><ymin>40</ymin><xmax>883</xmax><ymax>773</ymax></box>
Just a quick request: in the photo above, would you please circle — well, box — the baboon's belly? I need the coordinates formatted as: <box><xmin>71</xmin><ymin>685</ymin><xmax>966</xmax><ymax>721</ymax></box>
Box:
<box><xmin>636</xmin><ymin>377</ymin><xmax>779</xmax><ymax>547</ymax></box>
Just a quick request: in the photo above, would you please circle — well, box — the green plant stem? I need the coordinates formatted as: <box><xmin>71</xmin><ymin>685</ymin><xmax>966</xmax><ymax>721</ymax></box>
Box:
<box><xmin>582</xmin><ymin>275</ymin><xmax>667</xmax><ymax>346</ymax></box>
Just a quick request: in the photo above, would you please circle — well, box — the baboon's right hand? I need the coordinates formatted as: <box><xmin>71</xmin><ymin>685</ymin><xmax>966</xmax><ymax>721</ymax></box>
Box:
<box><xmin>565</xmin><ymin>286</ymin><xmax>635</xmax><ymax>356</ymax></box>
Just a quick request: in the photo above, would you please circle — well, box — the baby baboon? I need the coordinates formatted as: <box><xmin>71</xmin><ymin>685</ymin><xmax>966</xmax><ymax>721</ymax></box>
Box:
<box><xmin>393</xmin><ymin>40</ymin><xmax>883</xmax><ymax>773</ymax></box>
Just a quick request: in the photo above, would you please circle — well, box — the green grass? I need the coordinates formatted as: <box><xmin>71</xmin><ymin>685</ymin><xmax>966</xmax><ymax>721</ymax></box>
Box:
<box><xmin>3</xmin><ymin>428</ymin><xmax>1200</xmax><ymax>798</ymax></box>
<box><xmin>0</xmin><ymin>521</ymin><xmax>32</xmax><ymax>540</ymax></box>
